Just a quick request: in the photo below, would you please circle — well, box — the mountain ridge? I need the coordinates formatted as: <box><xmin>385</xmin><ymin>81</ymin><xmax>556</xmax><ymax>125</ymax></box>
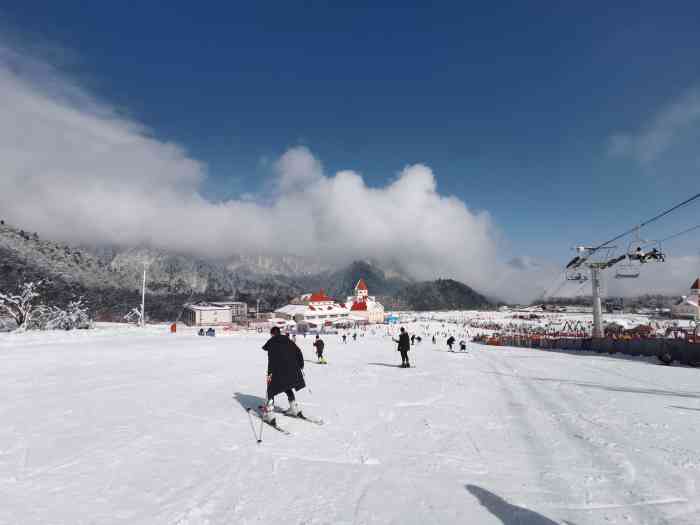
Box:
<box><xmin>0</xmin><ymin>220</ymin><xmax>493</xmax><ymax>320</ymax></box>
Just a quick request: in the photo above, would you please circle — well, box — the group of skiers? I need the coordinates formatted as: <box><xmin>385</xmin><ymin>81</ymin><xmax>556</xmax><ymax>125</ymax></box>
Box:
<box><xmin>445</xmin><ymin>335</ymin><xmax>468</xmax><ymax>352</ymax></box>
<box><xmin>257</xmin><ymin>325</ymin><xmax>468</xmax><ymax>426</ymax></box>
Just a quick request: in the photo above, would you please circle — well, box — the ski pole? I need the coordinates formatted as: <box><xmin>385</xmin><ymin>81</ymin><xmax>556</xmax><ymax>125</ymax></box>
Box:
<box><xmin>257</xmin><ymin>401</ymin><xmax>265</xmax><ymax>443</ymax></box>
<box><xmin>302</xmin><ymin>369</ymin><xmax>313</xmax><ymax>395</ymax></box>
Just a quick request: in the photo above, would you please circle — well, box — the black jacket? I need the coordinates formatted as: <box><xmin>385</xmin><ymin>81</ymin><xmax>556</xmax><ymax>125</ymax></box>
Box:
<box><xmin>263</xmin><ymin>335</ymin><xmax>305</xmax><ymax>396</ymax></box>
<box><xmin>314</xmin><ymin>339</ymin><xmax>325</xmax><ymax>352</ymax></box>
<box><xmin>397</xmin><ymin>332</ymin><xmax>410</xmax><ymax>352</ymax></box>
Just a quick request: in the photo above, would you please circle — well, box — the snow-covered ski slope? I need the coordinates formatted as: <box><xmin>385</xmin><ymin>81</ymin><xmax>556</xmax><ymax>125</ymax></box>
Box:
<box><xmin>2</xmin><ymin>322</ymin><xmax>700</xmax><ymax>524</ymax></box>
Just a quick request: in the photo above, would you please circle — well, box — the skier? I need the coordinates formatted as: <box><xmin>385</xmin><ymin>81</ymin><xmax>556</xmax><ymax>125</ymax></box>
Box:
<box><xmin>342</xmin><ymin>334</ymin><xmax>347</xmax><ymax>344</ymax></box>
<box><xmin>261</xmin><ymin>326</ymin><xmax>306</xmax><ymax>425</ymax></box>
<box><xmin>313</xmin><ymin>335</ymin><xmax>326</xmax><ymax>364</ymax></box>
<box><xmin>459</xmin><ymin>340</ymin><xmax>467</xmax><ymax>352</ymax></box>
<box><xmin>411</xmin><ymin>334</ymin><xmax>416</xmax><ymax>345</ymax></box>
<box><xmin>432</xmin><ymin>335</ymin><xmax>436</xmax><ymax>344</ymax></box>
<box><xmin>353</xmin><ymin>332</ymin><xmax>357</xmax><ymax>342</ymax></box>
<box><xmin>393</xmin><ymin>327</ymin><xmax>411</xmax><ymax>368</ymax></box>
<box><xmin>446</xmin><ymin>335</ymin><xmax>455</xmax><ymax>352</ymax></box>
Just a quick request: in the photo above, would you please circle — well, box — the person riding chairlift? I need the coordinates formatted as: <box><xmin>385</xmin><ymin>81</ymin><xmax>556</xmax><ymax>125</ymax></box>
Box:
<box><xmin>642</xmin><ymin>248</ymin><xmax>665</xmax><ymax>263</ymax></box>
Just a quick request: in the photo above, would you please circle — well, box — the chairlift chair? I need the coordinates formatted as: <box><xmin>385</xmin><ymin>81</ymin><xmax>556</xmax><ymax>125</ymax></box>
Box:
<box><xmin>614</xmin><ymin>255</ymin><xmax>640</xmax><ymax>279</ymax></box>
<box><xmin>565</xmin><ymin>269</ymin><xmax>588</xmax><ymax>282</ymax></box>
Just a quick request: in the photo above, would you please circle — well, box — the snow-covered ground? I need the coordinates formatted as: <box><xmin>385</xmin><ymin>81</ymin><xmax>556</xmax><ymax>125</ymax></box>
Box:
<box><xmin>2</xmin><ymin>321</ymin><xmax>700</xmax><ymax>524</ymax></box>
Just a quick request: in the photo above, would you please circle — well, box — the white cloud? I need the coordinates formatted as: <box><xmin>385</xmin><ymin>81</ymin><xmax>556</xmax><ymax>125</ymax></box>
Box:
<box><xmin>609</xmin><ymin>87</ymin><xmax>700</xmax><ymax>164</ymax></box>
<box><xmin>0</xmin><ymin>41</ymin><xmax>535</xmax><ymax>299</ymax></box>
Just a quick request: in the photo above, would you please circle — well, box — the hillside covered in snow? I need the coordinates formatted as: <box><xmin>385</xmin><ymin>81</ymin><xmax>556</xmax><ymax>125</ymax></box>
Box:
<box><xmin>0</xmin><ymin>221</ymin><xmax>496</xmax><ymax>321</ymax></box>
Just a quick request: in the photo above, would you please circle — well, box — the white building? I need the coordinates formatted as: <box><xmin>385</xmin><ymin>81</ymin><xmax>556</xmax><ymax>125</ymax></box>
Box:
<box><xmin>671</xmin><ymin>278</ymin><xmax>700</xmax><ymax>320</ymax></box>
<box><xmin>345</xmin><ymin>279</ymin><xmax>385</xmax><ymax>324</ymax></box>
<box><xmin>275</xmin><ymin>289</ymin><xmax>356</xmax><ymax>329</ymax></box>
<box><xmin>209</xmin><ymin>301</ymin><xmax>248</xmax><ymax>321</ymax></box>
<box><xmin>182</xmin><ymin>302</ymin><xmax>233</xmax><ymax>327</ymax></box>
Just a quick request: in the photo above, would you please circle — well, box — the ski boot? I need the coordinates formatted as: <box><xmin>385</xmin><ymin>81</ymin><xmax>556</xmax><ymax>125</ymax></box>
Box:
<box><xmin>262</xmin><ymin>401</ymin><xmax>276</xmax><ymax>425</ymax></box>
<box><xmin>285</xmin><ymin>400</ymin><xmax>302</xmax><ymax>417</ymax></box>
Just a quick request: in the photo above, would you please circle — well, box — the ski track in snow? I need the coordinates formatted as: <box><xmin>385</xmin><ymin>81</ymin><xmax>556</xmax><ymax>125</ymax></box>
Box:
<box><xmin>1</xmin><ymin>323</ymin><xmax>700</xmax><ymax>524</ymax></box>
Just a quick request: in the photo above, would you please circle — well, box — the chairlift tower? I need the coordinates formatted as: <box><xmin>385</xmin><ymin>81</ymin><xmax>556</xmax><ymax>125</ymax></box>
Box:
<box><xmin>589</xmin><ymin>264</ymin><xmax>604</xmax><ymax>338</ymax></box>
<box><xmin>563</xmin><ymin>238</ymin><xmax>666</xmax><ymax>339</ymax></box>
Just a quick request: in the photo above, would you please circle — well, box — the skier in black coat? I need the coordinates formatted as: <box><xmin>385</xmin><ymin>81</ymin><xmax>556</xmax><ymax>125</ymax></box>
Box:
<box><xmin>313</xmin><ymin>335</ymin><xmax>326</xmax><ymax>363</ymax></box>
<box><xmin>393</xmin><ymin>327</ymin><xmax>411</xmax><ymax>368</ymax></box>
<box><xmin>446</xmin><ymin>335</ymin><xmax>455</xmax><ymax>352</ymax></box>
<box><xmin>261</xmin><ymin>327</ymin><xmax>305</xmax><ymax>424</ymax></box>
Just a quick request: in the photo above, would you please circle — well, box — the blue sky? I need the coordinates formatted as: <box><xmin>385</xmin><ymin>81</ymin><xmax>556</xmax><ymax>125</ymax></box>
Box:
<box><xmin>2</xmin><ymin>2</ymin><xmax>700</xmax><ymax>274</ymax></box>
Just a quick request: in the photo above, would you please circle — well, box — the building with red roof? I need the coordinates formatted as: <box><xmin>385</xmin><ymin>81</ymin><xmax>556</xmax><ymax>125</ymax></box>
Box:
<box><xmin>671</xmin><ymin>277</ymin><xmax>700</xmax><ymax>320</ymax></box>
<box><xmin>275</xmin><ymin>289</ymin><xmax>361</xmax><ymax>329</ymax></box>
<box><xmin>346</xmin><ymin>278</ymin><xmax>384</xmax><ymax>323</ymax></box>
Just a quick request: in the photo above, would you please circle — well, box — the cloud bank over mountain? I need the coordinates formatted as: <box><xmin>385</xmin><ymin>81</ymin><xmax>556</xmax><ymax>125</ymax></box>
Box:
<box><xmin>1</xmin><ymin>41</ymin><xmax>696</xmax><ymax>302</ymax></box>
<box><xmin>0</xmin><ymin>42</ymin><xmax>537</xmax><ymax>299</ymax></box>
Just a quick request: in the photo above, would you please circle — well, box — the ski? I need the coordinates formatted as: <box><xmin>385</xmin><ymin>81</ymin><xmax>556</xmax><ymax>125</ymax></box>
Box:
<box><xmin>267</xmin><ymin>406</ymin><xmax>325</xmax><ymax>425</ymax></box>
<box><xmin>247</xmin><ymin>407</ymin><xmax>291</xmax><ymax>435</ymax></box>
<box><xmin>291</xmin><ymin>412</ymin><xmax>324</xmax><ymax>425</ymax></box>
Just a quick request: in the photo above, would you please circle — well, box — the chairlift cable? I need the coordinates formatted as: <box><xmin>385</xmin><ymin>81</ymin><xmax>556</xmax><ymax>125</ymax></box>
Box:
<box><xmin>589</xmin><ymin>191</ymin><xmax>700</xmax><ymax>257</ymax></box>
<box><xmin>657</xmin><ymin>223</ymin><xmax>700</xmax><ymax>244</ymax></box>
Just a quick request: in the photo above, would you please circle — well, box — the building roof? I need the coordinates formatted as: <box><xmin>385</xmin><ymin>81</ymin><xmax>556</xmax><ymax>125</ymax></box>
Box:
<box><xmin>355</xmin><ymin>278</ymin><xmax>368</xmax><ymax>291</ymax></box>
<box><xmin>691</xmin><ymin>278</ymin><xmax>700</xmax><ymax>290</ymax></box>
<box><xmin>309</xmin><ymin>289</ymin><xmax>333</xmax><ymax>302</ymax></box>
<box><xmin>185</xmin><ymin>303</ymin><xmax>231</xmax><ymax>311</ymax></box>
<box><xmin>350</xmin><ymin>300</ymin><xmax>368</xmax><ymax>311</ymax></box>
<box><xmin>275</xmin><ymin>305</ymin><xmax>308</xmax><ymax>316</ymax></box>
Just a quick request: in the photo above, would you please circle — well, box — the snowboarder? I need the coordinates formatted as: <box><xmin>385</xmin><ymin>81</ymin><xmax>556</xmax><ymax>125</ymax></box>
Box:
<box><xmin>446</xmin><ymin>335</ymin><xmax>455</xmax><ymax>352</ymax></box>
<box><xmin>393</xmin><ymin>327</ymin><xmax>411</xmax><ymax>368</ymax></box>
<box><xmin>313</xmin><ymin>335</ymin><xmax>326</xmax><ymax>364</ymax></box>
<box><xmin>261</xmin><ymin>326</ymin><xmax>306</xmax><ymax>425</ymax></box>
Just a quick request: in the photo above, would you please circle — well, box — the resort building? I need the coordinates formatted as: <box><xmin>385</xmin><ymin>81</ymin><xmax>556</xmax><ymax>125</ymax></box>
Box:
<box><xmin>345</xmin><ymin>279</ymin><xmax>385</xmax><ymax>324</ymax></box>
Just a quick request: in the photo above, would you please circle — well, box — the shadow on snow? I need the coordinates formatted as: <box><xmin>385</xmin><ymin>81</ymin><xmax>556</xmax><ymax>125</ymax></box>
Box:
<box><xmin>233</xmin><ymin>392</ymin><xmax>267</xmax><ymax>411</ymax></box>
<box><xmin>466</xmin><ymin>485</ymin><xmax>569</xmax><ymax>525</ymax></box>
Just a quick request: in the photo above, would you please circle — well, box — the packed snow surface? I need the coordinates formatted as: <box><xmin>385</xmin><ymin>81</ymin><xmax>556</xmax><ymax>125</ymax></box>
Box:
<box><xmin>2</xmin><ymin>321</ymin><xmax>700</xmax><ymax>524</ymax></box>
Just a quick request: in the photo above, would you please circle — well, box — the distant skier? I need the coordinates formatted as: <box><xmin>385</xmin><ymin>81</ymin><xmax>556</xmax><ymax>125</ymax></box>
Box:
<box><xmin>411</xmin><ymin>334</ymin><xmax>416</xmax><ymax>346</ymax></box>
<box><xmin>393</xmin><ymin>327</ymin><xmax>411</xmax><ymax>368</ymax></box>
<box><xmin>432</xmin><ymin>335</ymin><xmax>436</xmax><ymax>344</ymax></box>
<box><xmin>353</xmin><ymin>332</ymin><xmax>357</xmax><ymax>342</ymax></box>
<box><xmin>198</xmin><ymin>328</ymin><xmax>205</xmax><ymax>336</ymax></box>
<box><xmin>313</xmin><ymin>335</ymin><xmax>326</xmax><ymax>364</ymax></box>
<box><xmin>459</xmin><ymin>340</ymin><xmax>467</xmax><ymax>352</ymax></box>
<box><xmin>261</xmin><ymin>326</ymin><xmax>306</xmax><ymax>425</ymax></box>
<box><xmin>446</xmin><ymin>335</ymin><xmax>455</xmax><ymax>352</ymax></box>
<box><xmin>342</xmin><ymin>334</ymin><xmax>347</xmax><ymax>344</ymax></box>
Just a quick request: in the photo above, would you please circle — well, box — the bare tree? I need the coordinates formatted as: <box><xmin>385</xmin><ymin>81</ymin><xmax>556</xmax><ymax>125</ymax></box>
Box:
<box><xmin>0</xmin><ymin>281</ymin><xmax>42</xmax><ymax>330</ymax></box>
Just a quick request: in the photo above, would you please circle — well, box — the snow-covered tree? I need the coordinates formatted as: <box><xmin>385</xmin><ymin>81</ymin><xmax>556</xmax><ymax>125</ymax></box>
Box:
<box><xmin>124</xmin><ymin>306</ymin><xmax>144</xmax><ymax>325</ymax></box>
<box><xmin>28</xmin><ymin>297</ymin><xmax>93</xmax><ymax>331</ymax></box>
<box><xmin>0</xmin><ymin>281</ymin><xmax>42</xmax><ymax>330</ymax></box>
